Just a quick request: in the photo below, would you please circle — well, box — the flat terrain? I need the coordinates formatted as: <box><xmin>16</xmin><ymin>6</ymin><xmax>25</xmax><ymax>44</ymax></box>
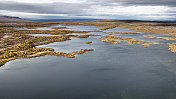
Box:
<box><xmin>0</xmin><ymin>20</ymin><xmax>176</xmax><ymax>66</ymax></box>
<box><xmin>0</xmin><ymin>20</ymin><xmax>176</xmax><ymax>99</ymax></box>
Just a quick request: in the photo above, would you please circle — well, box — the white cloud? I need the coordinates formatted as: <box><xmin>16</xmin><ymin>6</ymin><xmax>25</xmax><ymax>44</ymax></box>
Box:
<box><xmin>92</xmin><ymin>5</ymin><xmax>169</xmax><ymax>15</ymax></box>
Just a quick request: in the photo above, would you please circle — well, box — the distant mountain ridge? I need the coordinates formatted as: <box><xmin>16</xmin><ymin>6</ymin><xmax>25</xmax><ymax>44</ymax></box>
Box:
<box><xmin>0</xmin><ymin>15</ymin><xmax>31</xmax><ymax>22</ymax></box>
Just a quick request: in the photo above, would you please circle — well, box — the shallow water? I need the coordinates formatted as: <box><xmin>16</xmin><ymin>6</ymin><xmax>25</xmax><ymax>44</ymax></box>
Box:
<box><xmin>58</xmin><ymin>25</ymin><xmax>102</xmax><ymax>31</ymax></box>
<box><xmin>26</xmin><ymin>24</ymin><xmax>63</xmax><ymax>30</ymax></box>
<box><xmin>28</xmin><ymin>34</ymin><xmax>61</xmax><ymax>36</ymax></box>
<box><xmin>27</xmin><ymin>25</ymin><xmax>101</xmax><ymax>31</ymax></box>
<box><xmin>1</xmin><ymin>26</ymin><xmax>176</xmax><ymax>99</ymax></box>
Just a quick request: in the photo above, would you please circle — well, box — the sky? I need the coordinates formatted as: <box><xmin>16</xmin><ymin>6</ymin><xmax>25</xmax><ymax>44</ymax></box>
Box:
<box><xmin>0</xmin><ymin>0</ymin><xmax>176</xmax><ymax>20</ymax></box>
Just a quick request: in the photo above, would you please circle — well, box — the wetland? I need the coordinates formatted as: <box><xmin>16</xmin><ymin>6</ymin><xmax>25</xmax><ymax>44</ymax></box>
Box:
<box><xmin>0</xmin><ymin>20</ymin><xmax>176</xmax><ymax>99</ymax></box>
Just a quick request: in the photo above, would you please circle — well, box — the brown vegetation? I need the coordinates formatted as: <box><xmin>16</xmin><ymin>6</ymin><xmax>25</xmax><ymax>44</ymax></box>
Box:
<box><xmin>85</xmin><ymin>41</ymin><xmax>92</xmax><ymax>44</ymax></box>
<box><xmin>98</xmin><ymin>35</ymin><xmax>159</xmax><ymax>47</ymax></box>
<box><xmin>71</xmin><ymin>49</ymin><xmax>94</xmax><ymax>55</ymax></box>
<box><xmin>98</xmin><ymin>35</ymin><xmax>132</xmax><ymax>40</ymax></box>
<box><xmin>102</xmin><ymin>39</ymin><xmax>120</xmax><ymax>44</ymax></box>
<box><xmin>168</xmin><ymin>43</ymin><xmax>176</xmax><ymax>53</ymax></box>
<box><xmin>143</xmin><ymin>35</ymin><xmax>176</xmax><ymax>40</ymax></box>
<box><xmin>128</xmin><ymin>40</ymin><xmax>159</xmax><ymax>47</ymax></box>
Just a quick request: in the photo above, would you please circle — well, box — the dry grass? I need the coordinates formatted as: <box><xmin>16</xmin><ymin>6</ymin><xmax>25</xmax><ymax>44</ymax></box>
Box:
<box><xmin>98</xmin><ymin>35</ymin><xmax>132</xmax><ymax>40</ymax></box>
<box><xmin>168</xmin><ymin>43</ymin><xmax>176</xmax><ymax>53</ymax></box>
<box><xmin>143</xmin><ymin>35</ymin><xmax>176</xmax><ymax>40</ymax></box>
<box><xmin>0</xmin><ymin>48</ymin><xmax>94</xmax><ymax>66</ymax></box>
<box><xmin>71</xmin><ymin>49</ymin><xmax>94</xmax><ymax>55</ymax></box>
<box><xmin>128</xmin><ymin>39</ymin><xmax>159</xmax><ymax>47</ymax></box>
<box><xmin>102</xmin><ymin>39</ymin><xmax>120</xmax><ymax>44</ymax></box>
<box><xmin>98</xmin><ymin>35</ymin><xmax>159</xmax><ymax>47</ymax></box>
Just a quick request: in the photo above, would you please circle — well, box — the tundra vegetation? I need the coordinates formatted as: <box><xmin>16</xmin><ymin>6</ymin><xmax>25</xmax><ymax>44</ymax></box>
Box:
<box><xmin>0</xmin><ymin>20</ymin><xmax>176</xmax><ymax>66</ymax></box>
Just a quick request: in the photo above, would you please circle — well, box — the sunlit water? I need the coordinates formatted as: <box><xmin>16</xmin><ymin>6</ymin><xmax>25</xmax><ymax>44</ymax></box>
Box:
<box><xmin>1</xmin><ymin>25</ymin><xmax>176</xmax><ymax>99</ymax></box>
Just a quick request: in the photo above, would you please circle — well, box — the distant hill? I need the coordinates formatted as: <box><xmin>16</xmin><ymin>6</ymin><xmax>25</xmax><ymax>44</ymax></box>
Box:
<box><xmin>0</xmin><ymin>16</ymin><xmax>31</xmax><ymax>22</ymax></box>
<box><xmin>31</xmin><ymin>19</ymin><xmax>105</xmax><ymax>22</ymax></box>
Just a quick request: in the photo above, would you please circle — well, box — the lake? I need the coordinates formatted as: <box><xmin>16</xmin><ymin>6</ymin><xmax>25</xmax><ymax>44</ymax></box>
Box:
<box><xmin>1</xmin><ymin>25</ymin><xmax>176</xmax><ymax>99</ymax></box>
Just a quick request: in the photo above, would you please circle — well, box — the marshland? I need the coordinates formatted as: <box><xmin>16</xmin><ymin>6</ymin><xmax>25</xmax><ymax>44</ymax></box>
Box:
<box><xmin>1</xmin><ymin>20</ymin><xmax>176</xmax><ymax>99</ymax></box>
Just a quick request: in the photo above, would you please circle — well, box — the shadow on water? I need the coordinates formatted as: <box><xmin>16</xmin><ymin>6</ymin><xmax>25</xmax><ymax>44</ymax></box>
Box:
<box><xmin>0</xmin><ymin>25</ymin><xmax>176</xmax><ymax>99</ymax></box>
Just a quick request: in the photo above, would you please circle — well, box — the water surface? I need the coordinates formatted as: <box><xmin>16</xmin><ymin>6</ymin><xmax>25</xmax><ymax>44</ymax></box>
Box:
<box><xmin>1</xmin><ymin>26</ymin><xmax>176</xmax><ymax>99</ymax></box>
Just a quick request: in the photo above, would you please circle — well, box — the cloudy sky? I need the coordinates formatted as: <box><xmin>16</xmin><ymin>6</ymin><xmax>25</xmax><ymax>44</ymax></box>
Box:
<box><xmin>0</xmin><ymin>0</ymin><xmax>176</xmax><ymax>20</ymax></box>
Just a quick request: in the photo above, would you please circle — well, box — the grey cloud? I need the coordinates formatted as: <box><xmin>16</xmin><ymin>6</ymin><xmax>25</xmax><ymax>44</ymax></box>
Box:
<box><xmin>0</xmin><ymin>0</ymin><xmax>175</xmax><ymax>20</ymax></box>
<box><xmin>89</xmin><ymin>0</ymin><xmax>176</xmax><ymax>7</ymax></box>
<box><xmin>0</xmin><ymin>0</ymin><xmax>175</xmax><ymax>15</ymax></box>
<box><xmin>0</xmin><ymin>1</ymin><xmax>90</xmax><ymax>14</ymax></box>
<box><xmin>123</xmin><ymin>0</ymin><xmax>176</xmax><ymax>7</ymax></box>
